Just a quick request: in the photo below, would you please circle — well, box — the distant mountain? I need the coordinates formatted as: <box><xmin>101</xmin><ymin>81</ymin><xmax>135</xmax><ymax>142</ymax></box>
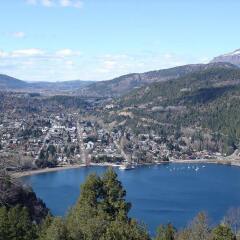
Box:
<box><xmin>79</xmin><ymin>62</ymin><xmax>237</xmax><ymax>97</ymax></box>
<box><xmin>0</xmin><ymin>74</ymin><xmax>28</xmax><ymax>89</ymax></box>
<box><xmin>28</xmin><ymin>80</ymin><xmax>94</xmax><ymax>91</ymax></box>
<box><xmin>0</xmin><ymin>75</ymin><xmax>94</xmax><ymax>92</ymax></box>
<box><xmin>211</xmin><ymin>49</ymin><xmax>240</xmax><ymax>66</ymax></box>
<box><xmin>0</xmin><ymin>60</ymin><xmax>237</xmax><ymax>95</ymax></box>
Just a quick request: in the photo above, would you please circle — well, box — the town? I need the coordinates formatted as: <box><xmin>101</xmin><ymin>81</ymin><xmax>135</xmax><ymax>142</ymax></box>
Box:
<box><xmin>0</xmin><ymin>91</ymin><xmax>228</xmax><ymax>173</ymax></box>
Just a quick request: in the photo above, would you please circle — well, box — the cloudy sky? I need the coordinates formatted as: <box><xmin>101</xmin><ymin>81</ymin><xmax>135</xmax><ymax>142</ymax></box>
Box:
<box><xmin>1</xmin><ymin>0</ymin><xmax>240</xmax><ymax>81</ymax></box>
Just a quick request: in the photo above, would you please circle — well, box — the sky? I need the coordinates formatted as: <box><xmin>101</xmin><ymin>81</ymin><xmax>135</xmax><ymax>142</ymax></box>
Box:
<box><xmin>0</xmin><ymin>0</ymin><xmax>240</xmax><ymax>82</ymax></box>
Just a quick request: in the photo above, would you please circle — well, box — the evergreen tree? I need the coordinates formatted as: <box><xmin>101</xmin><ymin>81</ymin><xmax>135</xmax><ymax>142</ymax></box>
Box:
<box><xmin>0</xmin><ymin>207</ymin><xmax>10</xmax><ymax>240</ymax></box>
<box><xmin>101</xmin><ymin>167</ymin><xmax>131</xmax><ymax>221</ymax></box>
<box><xmin>65</xmin><ymin>168</ymin><xmax>150</xmax><ymax>240</ymax></box>
<box><xmin>39</xmin><ymin>217</ymin><xmax>68</xmax><ymax>240</ymax></box>
<box><xmin>155</xmin><ymin>223</ymin><xmax>176</xmax><ymax>240</ymax></box>
<box><xmin>211</xmin><ymin>224</ymin><xmax>236</xmax><ymax>240</ymax></box>
<box><xmin>0</xmin><ymin>206</ymin><xmax>37</xmax><ymax>240</ymax></box>
<box><xmin>66</xmin><ymin>173</ymin><xmax>105</xmax><ymax>240</ymax></box>
<box><xmin>101</xmin><ymin>219</ymin><xmax>150</xmax><ymax>240</ymax></box>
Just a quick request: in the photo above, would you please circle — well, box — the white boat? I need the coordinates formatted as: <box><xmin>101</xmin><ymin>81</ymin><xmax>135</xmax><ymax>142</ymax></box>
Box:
<box><xmin>119</xmin><ymin>163</ymin><xmax>135</xmax><ymax>170</ymax></box>
<box><xmin>195</xmin><ymin>167</ymin><xmax>200</xmax><ymax>172</ymax></box>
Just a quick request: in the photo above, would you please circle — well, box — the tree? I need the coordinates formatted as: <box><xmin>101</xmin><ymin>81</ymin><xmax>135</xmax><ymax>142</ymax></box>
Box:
<box><xmin>0</xmin><ymin>206</ymin><xmax>37</xmax><ymax>240</ymax></box>
<box><xmin>0</xmin><ymin>206</ymin><xmax>10</xmax><ymax>240</ymax></box>
<box><xmin>185</xmin><ymin>212</ymin><xmax>211</xmax><ymax>240</ymax></box>
<box><xmin>39</xmin><ymin>217</ymin><xmax>68</xmax><ymax>240</ymax></box>
<box><xmin>65</xmin><ymin>168</ymin><xmax>150</xmax><ymax>240</ymax></box>
<box><xmin>211</xmin><ymin>224</ymin><xmax>236</xmax><ymax>240</ymax></box>
<box><xmin>66</xmin><ymin>173</ymin><xmax>105</xmax><ymax>240</ymax></box>
<box><xmin>39</xmin><ymin>149</ymin><xmax>45</xmax><ymax>161</ymax></box>
<box><xmin>155</xmin><ymin>223</ymin><xmax>176</xmax><ymax>240</ymax></box>
<box><xmin>101</xmin><ymin>167</ymin><xmax>131</xmax><ymax>221</ymax></box>
<box><xmin>101</xmin><ymin>219</ymin><xmax>150</xmax><ymax>240</ymax></box>
<box><xmin>38</xmin><ymin>214</ymin><xmax>53</xmax><ymax>239</ymax></box>
<box><xmin>223</xmin><ymin>207</ymin><xmax>240</xmax><ymax>236</ymax></box>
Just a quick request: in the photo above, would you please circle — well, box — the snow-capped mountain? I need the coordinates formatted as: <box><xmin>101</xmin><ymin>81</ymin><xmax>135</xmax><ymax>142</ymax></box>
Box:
<box><xmin>211</xmin><ymin>49</ymin><xmax>240</xmax><ymax>66</ymax></box>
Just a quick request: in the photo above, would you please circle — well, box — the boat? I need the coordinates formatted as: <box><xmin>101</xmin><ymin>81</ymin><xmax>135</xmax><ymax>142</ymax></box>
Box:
<box><xmin>119</xmin><ymin>163</ymin><xmax>135</xmax><ymax>170</ymax></box>
<box><xmin>195</xmin><ymin>167</ymin><xmax>200</xmax><ymax>172</ymax></box>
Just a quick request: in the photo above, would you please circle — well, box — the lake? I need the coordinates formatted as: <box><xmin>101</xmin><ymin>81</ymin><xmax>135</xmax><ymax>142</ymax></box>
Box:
<box><xmin>23</xmin><ymin>163</ymin><xmax>240</xmax><ymax>234</ymax></box>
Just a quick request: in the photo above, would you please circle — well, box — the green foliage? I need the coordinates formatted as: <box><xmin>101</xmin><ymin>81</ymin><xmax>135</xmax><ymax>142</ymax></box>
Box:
<box><xmin>39</xmin><ymin>217</ymin><xmax>68</xmax><ymax>240</ymax></box>
<box><xmin>0</xmin><ymin>169</ymin><xmax>239</xmax><ymax>240</ymax></box>
<box><xmin>106</xmin><ymin>66</ymin><xmax>240</xmax><ymax>155</ymax></box>
<box><xmin>36</xmin><ymin>145</ymin><xmax>58</xmax><ymax>168</ymax></box>
<box><xmin>155</xmin><ymin>223</ymin><xmax>176</xmax><ymax>240</ymax></box>
<box><xmin>100</xmin><ymin>219</ymin><xmax>150</xmax><ymax>240</ymax></box>
<box><xmin>101</xmin><ymin>168</ymin><xmax>131</xmax><ymax>221</ymax></box>
<box><xmin>0</xmin><ymin>207</ymin><xmax>10</xmax><ymax>240</ymax></box>
<box><xmin>0</xmin><ymin>206</ymin><xmax>37</xmax><ymax>240</ymax></box>
<box><xmin>211</xmin><ymin>224</ymin><xmax>236</xmax><ymax>240</ymax></box>
<box><xmin>65</xmin><ymin>168</ymin><xmax>147</xmax><ymax>240</ymax></box>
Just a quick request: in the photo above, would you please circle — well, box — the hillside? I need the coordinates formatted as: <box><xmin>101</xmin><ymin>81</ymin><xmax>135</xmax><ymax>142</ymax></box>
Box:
<box><xmin>27</xmin><ymin>80</ymin><xmax>94</xmax><ymax>92</ymax></box>
<box><xmin>211</xmin><ymin>49</ymin><xmax>240</xmax><ymax>66</ymax></box>
<box><xmin>0</xmin><ymin>62</ymin><xmax>237</xmax><ymax>96</ymax></box>
<box><xmin>99</xmin><ymin>65</ymin><xmax>240</xmax><ymax>155</ymax></box>
<box><xmin>0</xmin><ymin>74</ymin><xmax>28</xmax><ymax>89</ymax></box>
<box><xmin>0</xmin><ymin>75</ymin><xmax>94</xmax><ymax>92</ymax></box>
<box><xmin>79</xmin><ymin>62</ymin><xmax>237</xmax><ymax>97</ymax></box>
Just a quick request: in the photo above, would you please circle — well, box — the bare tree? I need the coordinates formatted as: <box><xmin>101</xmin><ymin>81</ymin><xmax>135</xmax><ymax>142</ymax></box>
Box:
<box><xmin>184</xmin><ymin>212</ymin><xmax>211</xmax><ymax>240</ymax></box>
<box><xmin>223</xmin><ymin>207</ymin><xmax>240</xmax><ymax>236</ymax></box>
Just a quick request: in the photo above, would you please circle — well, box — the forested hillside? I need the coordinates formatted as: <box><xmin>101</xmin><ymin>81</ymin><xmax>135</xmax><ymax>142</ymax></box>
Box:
<box><xmin>99</xmin><ymin>66</ymin><xmax>240</xmax><ymax>155</ymax></box>
<box><xmin>78</xmin><ymin>62</ymin><xmax>236</xmax><ymax>97</ymax></box>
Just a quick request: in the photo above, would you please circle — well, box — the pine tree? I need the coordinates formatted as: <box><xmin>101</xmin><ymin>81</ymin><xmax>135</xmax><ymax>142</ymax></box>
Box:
<box><xmin>101</xmin><ymin>167</ymin><xmax>131</xmax><ymax>221</ymax></box>
<box><xmin>0</xmin><ymin>207</ymin><xmax>10</xmax><ymax>240</ymax></box>
<box><xmin>211</xmin><ymin>224</ymin><xmax>236</xmax><ymax>240</ymax></box>
<box><xmin>0</xmin><ymin>206</ymin><xmax>38</xmax><ymax>240</ymax></box>
<box><xmin>39</xmin><ymin>217</ymin><xmax>68</xmax><ymax>240</ymax></box>
<box><xmin>155</xmin><ymin>223</ymin><xmax>176</xmax><ymax>240</ymax></box>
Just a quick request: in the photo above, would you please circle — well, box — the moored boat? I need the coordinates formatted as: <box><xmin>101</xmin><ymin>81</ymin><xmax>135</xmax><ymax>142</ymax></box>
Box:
<box><xmin>119</xmin><ymin>163</ymin><xmax>135</xmax><ymax>170</ymax></box>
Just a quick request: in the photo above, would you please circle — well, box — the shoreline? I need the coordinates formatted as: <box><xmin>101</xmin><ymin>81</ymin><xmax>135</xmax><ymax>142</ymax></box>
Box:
<box><xmin>12</xmin><ymin>162</ymin><xmax>122</xmax><ymax>178</ymax></box>
<box><xmin>12</xmin><ymin>164</ymin><xmax>86</xmax><ymax>178</ymax></box>
<box><xmin>12</xmin><ymin>159</ymin><xmax>240</xmax><ymax>178</ymax></box>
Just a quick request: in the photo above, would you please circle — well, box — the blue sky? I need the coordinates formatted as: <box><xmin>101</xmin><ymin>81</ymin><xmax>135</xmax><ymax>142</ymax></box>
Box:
<box><xmin>0</xmin><ymin>0</ymin><xmax>240</xmax><ymax>81</ymax></box>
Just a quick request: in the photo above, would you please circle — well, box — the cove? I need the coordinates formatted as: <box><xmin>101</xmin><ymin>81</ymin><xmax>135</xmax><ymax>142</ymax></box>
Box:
<box><xmin>22</xmin><ymin>163</ymin><xmax>240</xmax><ymax>234</ymax></box>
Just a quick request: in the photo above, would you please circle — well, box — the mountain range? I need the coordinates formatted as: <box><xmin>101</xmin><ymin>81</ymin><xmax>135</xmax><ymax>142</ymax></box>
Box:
<box><xmin>2</xmin><ymin>49</ymin><xmax>240</xmax><ymax>155</ymax></box>
<box><xmin>0</xmin><ymin>75</ymin><xmax>93</xmax><ymax>92</ymax></box>
<box><xmin>1</xmin><ymin>49</ymin><xmax>240</xmax><ymax>97</ymax></box>
<box><xmin>77</xmin><ymin>62</ymin><xmax>237</xmax><ymax>97</ymax></box>
<box><xmin>211</xmin><ymin>49</ymin><xmax>240</xmax><ymax>66</ymax></box>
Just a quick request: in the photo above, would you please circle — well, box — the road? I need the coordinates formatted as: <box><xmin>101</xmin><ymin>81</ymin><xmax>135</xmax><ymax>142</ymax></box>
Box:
<box><xmin>37</xmin><ymin>130</ymin><xmax>50</xmax><ymax>160</ymax></box>
<box><xmin>76</xmin><ymin>121</ymin><xmax>88</xmax><ymax>165</ymax></box>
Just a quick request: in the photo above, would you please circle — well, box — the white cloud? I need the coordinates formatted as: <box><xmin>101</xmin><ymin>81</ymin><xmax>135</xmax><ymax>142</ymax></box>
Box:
<box><xmin>26</xmin><ymin>0</ymin><xmax>83</xmax><ymax>8</ymax></box>
<box><xmin>55</xmin><ymin>49</ymin><xmax>81</xmax><ymax>57</ymax></box>
<box><xmin>11</xmin><ymin>32</ymin><xmax>26</xmax><ymax>38</ymax></box>
<box><xmin>11</xmin><ymin>48</ymin><xmax>45</xmax><ymax>57</ymax></box>
<box><xmin>0</xmin><ymin>50</ymin><xmax>8</xmax><ymax>58</ymax></box>
<box><xmin>59</xmin><ymin>0</ymin><xmax>70</xmax><ymax>6</ymax></box>
<box><xmin>94</xmin><ymin>52</ymin><xmax>201</xmax><ymax>80</ymax></box>
<box><xmin>0</xmin><ymin>48</ymin><xmax>206</xmax><ymax>81</ymax></box>
<box><xmin>60</xmin><ymin>0</ymin><xmax>83</xmax><ymax>8</ymax></box>
<box><xmin>42</xmin><ymin>0</ymin><xmax>53</xmax><ymax>7</ymax></box>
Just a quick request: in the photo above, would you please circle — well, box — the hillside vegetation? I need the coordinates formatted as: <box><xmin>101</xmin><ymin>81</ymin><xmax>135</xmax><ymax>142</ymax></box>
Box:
<box><xmin>78</xmin><ymin>62</ymin><xmax>237</xmax><ymax>97</ymax></box>
<box><xmin>100</xmin><ymin>65</ymin><xmax>240</xmax><ymax>155</ymax></box>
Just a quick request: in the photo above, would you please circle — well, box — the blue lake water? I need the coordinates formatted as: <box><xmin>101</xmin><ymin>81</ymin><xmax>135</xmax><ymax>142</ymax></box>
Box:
<box><xmin>23</xmin><ymin>163</ymin><xmax>240</xmax><ymax>234</ymax></box>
